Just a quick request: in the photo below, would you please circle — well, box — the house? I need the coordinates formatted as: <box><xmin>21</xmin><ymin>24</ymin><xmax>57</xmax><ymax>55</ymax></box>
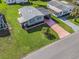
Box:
<box><xmin>18</xmin><ymin>6</ymin><xmax>50</xmax><ymax>30</ymax></box>
<box><xmin>4</xmin><ymin>0</ymin><xmax>28</xmax><ymax>4</ymax></box>
<box><xmin>0</xmin><ymin>14</ymin><xmax>10</xmax><ymax>36</ymax></box>
<box><xmin>47</xmin><ymin>0</ymin><xmax>74</xmax><ymax>17</ymax></box>
<box><xmin>0</xmin><ymin>14</ymin><xmax>8</xmax><ymax>31</ymax></box>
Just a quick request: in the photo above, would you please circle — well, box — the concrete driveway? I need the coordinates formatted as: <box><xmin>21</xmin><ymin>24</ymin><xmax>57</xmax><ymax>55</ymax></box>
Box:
<box><xmin>51</xmin><ymin>24</ymin><xmax>70</xmax><ymax>39</ymax></box>
<box><xmin>44</xmin><ymin>19</ymin><xmax>70</xmax><ymax>38</ymax></box>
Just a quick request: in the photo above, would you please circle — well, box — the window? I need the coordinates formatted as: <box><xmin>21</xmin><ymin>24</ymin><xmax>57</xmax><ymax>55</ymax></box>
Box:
<box><xmin>29</xmin><ymin>19</ymin><xmax>35</xmax><ymax>23</ymax></box>
<box><xmin>0</xmin><ymin>23</ymin><xmax>4</xmax><ymax>29</ymax></box>
<box><xmin>0</xmin><ymin>18</ymin><xmax>6</xmax><ymax>29</ymax></box>
<box><xmin>37</xmin><ymin>17</ymin><xmax>41</xmax><ymax>20</ymax></box>
<box><xmin>63</xmin><ymin>10</ymin><xmax>68</xmax><ymax>14</ymax></box>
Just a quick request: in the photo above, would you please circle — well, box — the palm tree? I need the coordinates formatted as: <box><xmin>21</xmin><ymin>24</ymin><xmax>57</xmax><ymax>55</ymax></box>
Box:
<box><xmin>70</xmin><ymin>0</ymin><xmax>79</xmax><ymax>17</ymax></box>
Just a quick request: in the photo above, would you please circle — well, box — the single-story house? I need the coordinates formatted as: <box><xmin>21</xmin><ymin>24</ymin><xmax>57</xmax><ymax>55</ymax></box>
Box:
<box><xmin>4</xmin><ymin>0</ymin><xmax>28</xmax><ymax>4</ymax></box>
<box><xmin>0</xmin><ymin>14</ymin><xmax>8</xmax><ymax>31</ymax></box>
<box><xmin>47</xmin><ymin>0</ymin><xmax>74</xmax><ymax>17</ymax></box>
<box><xmin>0</xmin><ymin>14</ymin><xmax>10</xmax><ymax>36</ymax></box>
<box><xmin>18</xmin><ymin>6</ymin><xmax>50</xmax><ymax>30</ymax></box>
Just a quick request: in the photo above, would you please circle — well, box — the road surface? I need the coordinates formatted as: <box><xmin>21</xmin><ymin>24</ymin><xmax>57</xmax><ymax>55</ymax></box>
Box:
<box><xmin>22</xmin><ymin>31</ymin><xmax>79</xmax><ymax>59</ymax></box>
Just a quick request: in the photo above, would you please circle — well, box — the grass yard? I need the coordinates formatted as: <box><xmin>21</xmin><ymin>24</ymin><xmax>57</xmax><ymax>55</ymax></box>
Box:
<box><xmin>0</xmin><ymin>1</ymin><xmax>59</xmax><ymax>59</ymax></box>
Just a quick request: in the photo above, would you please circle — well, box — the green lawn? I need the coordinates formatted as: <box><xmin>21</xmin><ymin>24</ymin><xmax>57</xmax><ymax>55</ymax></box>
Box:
<box><xmin>0</xmin><ymin>1</ymin><xmax>59</xmax><ymax>59</ymax></box>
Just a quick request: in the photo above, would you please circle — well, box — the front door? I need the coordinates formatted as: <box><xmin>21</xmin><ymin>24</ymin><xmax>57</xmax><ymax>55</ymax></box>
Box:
<box><xmin>44</xmin><ymin>15</ymin><xmax>50</xmax><ymax>20</ymax></box>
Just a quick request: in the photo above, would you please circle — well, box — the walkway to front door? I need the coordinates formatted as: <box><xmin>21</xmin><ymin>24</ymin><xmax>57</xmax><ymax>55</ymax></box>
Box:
<box><xmin>44</xmin><ymin>19</ymin><xmax>70</xmax><ymax>39</ymax></box>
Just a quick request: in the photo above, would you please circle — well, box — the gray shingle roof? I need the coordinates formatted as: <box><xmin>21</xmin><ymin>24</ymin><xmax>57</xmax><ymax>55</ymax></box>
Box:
<box><xmin>5</xmin><ymin>0</ymin><xmax>27</xmax><ymax>4</ymax></box>
<box><xmin>48</xmin><ymin>0</ymin><xmax>74</xmax><ymax>12</ymax></box>
<box><xmin>18</xmin><ymin>6</ymin><xmax>50</xmax><ymax>23</ymax></box>
<box><xmin>37</xmin><ymin>7</ymin><xmax>50</xmax><ymax>15</ymax></box>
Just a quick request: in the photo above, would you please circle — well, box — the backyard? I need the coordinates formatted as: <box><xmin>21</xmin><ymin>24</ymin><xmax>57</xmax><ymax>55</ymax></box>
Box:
<box><xmin>0</xmin><ymin>1</ymin><xmax>59</xmax><ymax>59</ymax></box>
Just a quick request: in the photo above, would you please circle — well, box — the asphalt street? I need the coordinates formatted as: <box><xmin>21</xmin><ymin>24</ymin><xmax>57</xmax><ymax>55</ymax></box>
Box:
<box><xmin>22</xmin><ymin>31</ymin><xmax>79</xmax><ymax>59</ymax></box>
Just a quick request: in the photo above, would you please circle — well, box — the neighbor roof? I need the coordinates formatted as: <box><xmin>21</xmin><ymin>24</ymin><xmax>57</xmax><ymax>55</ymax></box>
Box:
<box><xmin>48</xmin><ymin>0</ymin><xmax>74</xmax><ymax>12</ymax></box>
<box><xmin>18</xmin><ymin>6</ymin><xmax>50</xmax><ymax>23</ymax></box>
<box><xmin>5</xmin><ymin>0</ymin><xmax>27</xmax><ymax>4</ymax></box>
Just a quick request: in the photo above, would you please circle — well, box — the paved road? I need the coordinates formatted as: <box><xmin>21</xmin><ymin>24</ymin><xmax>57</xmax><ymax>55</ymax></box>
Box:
<box><xmin>22</xmin><ymin>31</ymin><xmax>79</xmax><ymax>59</ymax></box>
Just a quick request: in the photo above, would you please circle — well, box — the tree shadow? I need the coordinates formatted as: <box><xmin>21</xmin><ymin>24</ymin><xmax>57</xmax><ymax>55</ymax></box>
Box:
<box><xmin>0</xmin><ymin>0</ymin><xmax>2</xmax><ymax>3</ymax></box>
<box><xmin>44</xmin><ymin>33</ymin><xmax>56</xmax><ymax>40</ymax></box>
<box><xmin>42</xmin><ymin>27</ymin><xmax>56</xmax><ymax>40</ymax></box>
<box><xmin>0</xmin><ymin>29</ymin><xmax>10</xmax><ymax>37</ymax></box>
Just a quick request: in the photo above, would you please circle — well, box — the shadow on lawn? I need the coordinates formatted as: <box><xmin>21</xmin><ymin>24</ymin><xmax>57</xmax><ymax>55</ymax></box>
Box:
<box><xmin>45</xmin><ymin>33</ymin><xmax>56</xmax><ymax>40</ymax></box>
<box><xmin>27</xmin><ymin>24</ymin><xmax>57</xmax><ymax>40</ymax></box>
<box><xmin>0</xmin><ymin>29</ymin><xmax>10</xmax><ymax>37</ymax></box>
<box><xmin>27</xmin><ymin>24</ymin><xmax>48</xmax><ymax>33</ymax></box>
<box><xmin>0</xmin><ymin>0</ymin><xmax>2</xmax><ymax>3</ymax></box>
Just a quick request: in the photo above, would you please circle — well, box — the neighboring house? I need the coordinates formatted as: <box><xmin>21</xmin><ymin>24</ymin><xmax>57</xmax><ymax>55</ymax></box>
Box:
<box><xmin>4</xmin><ymin>0</ymin><xmax>28</xmax><ymax>4</ymax></box>
<box><xmin>47</xmin><ymin>0</ymin><xmax>74</xmax><ymax>17</ymax></box>
<box><xmin>0</xmin><ymin>14</ymin><xmax>10</xmax><ymax>36</ymax></box>
<box><xmin>0</xmin><ymin>14</ymin><xmax>8</xmax><ymax>31</ymax></box>
<box><xmin>18</xmin><ymin>6</ymin><xmax>50</xmax><ymax>30</ymax></box>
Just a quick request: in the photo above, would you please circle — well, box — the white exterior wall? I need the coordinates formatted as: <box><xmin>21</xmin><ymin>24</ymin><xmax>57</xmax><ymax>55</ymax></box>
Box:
<box><xmin>47</xmin><ymin>4</ymin><xmax>63</xmax><ymax>17</ymax></box>
<box><xmin>27</xmin><ymin>16</ymin><xmax>44</xmax><ymax>26</ymax></box>
<box><xmin>47</xmin><ymin>4</ymin><xmax>62</xmax><ymax>13</ymax></box>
